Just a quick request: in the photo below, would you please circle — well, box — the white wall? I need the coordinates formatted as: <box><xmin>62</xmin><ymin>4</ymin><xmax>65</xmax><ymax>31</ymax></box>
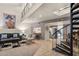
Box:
<box><xmin>23</xmin><ymin>23</ymin><xmax>46</xmax><ymax>39</ymax></box>
<box><xmin>44</xmin><ymin>19</ymin><xmax>70</xmax><ymax>40</ymax></box>
<box><xmin>0</xmin><ymin>4</ymin><xmax>23</xmax><ymax>33</ymax></box>
<box><xmin>24</xmin><ymin>27</ymin><xmax>32</xmax><ymax>37</ymax></box>
<box><xmin>0</xmin><ymin>29</ymin><xmax>21</xmax><ymax>33</ymax></box>
<box><xmin>44</xmin><ymin>25</ymin><xmax>50</xmax><ymax>40</ymax></box>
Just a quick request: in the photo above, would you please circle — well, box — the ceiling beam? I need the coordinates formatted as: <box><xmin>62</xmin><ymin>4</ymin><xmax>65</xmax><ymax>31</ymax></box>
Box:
<box><xmin>22</xmin><ymin>3</ymin><xmax>43</xmax><ymax>21</ymax></box>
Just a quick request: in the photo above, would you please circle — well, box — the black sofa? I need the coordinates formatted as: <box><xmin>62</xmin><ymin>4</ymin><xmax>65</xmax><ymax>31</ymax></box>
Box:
<box><xmin>0</xmin><ymin>33</ymin><xmax>21</xmax><ymax>48</ymax></box>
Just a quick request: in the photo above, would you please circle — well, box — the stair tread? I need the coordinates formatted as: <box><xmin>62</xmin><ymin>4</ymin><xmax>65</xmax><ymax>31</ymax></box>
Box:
<box><xmin>53</xmin><ymin>48</ymin><xmax>70</xmax><ymax>55</ymax></box>
<box><xmin>72</xmin><ymin>10</ymin><xmax>79</xmax><ymax>15</ymax></box>
<box><xmin>72</xmin><ymin>22</ymin><xmax>79</xmax><ymax>25</ymax></box>
<box><xmin>72</xmin><ymin>17</ymin><xmax>79</xmax><ymax>20</ymax></box>
<box><xmin>71</xmin><ymin>4</ymin><xmax>79</xmax><ymax>11</ymax></box>
<box><xmin>72</xmin><ymin>27</ymin><xmax>79</xmax><ymax>29</ymax></box>
<box><xmin>71</xmin><ymin>3</ymin><xmax>75</xmax><ymax>8</ymax></box>
<box><xmin>57</xmin><ymin>44</ymin><xmax>70</xmax><ymax>50</ymax></box>
<box><xmin>61</xmin><ymin>41</ymin><xmax>70</xmax><ymax>45</ymax></box>
<box><xmin>56</xmin><ymin>45</ymin><xmax>70</xmax><ymax>53</ymax></box>
<box><xmin>61</xmin><ymin>42</ymin><xmax>70</xmax><ymax>49</ymax></box>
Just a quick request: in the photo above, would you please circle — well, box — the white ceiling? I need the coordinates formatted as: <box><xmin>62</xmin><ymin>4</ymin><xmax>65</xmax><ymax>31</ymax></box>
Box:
<box><xmin>29</xmin><ymin>3</ymin><xmax>69</xmax><ymax>18</ymax></box>
<box><xmin>0</xmin><ymin>3</ymin><xmax>23</xmax><ymax>7</ymax></box>
<box><xmin>0</xmin><ymin>3</ymin><xmax>70</xmax><ymax>30</ymax></box>
<box><xmin>0</xmin><ymin>3</ymin><xmax>23</xmax><ymax>15</ymax></box>
<box><xmin>0</xmin><ymin>3</ymin><xmax>70</xmax><ymax>24</ymax></box>
<box><xmin>21</xmin><ymin>3</ymin><xmax>70</xmax><ymax>25</ymax></box>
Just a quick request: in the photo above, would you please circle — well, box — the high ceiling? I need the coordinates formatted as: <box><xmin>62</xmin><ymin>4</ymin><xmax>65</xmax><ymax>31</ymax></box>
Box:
<box><xmin>0</xmin><ymin>3</ymin><xmax>70</xmax><ymax>30</ymax></box>
<box><xmin>0</xmin><ymin>3</ymin><xmax>23</xmax><ymax>7</ymax></box>
<box><xmin>0</xmin><ymin>3</ymin><xmax>24</xmax><ymax>13</ymax></box>
<box><xmin>21</xmin><ymin>3</ymin><xmax>70</xmax><ymax>25</ymax></box>
<box><xmin>29</xmin><ymin>3</ymin><xmax>70</xmax><ymax>18</ymax></box>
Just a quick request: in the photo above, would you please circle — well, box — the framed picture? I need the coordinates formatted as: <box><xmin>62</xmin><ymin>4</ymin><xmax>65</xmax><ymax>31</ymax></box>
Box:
<box><xmin>3</xmin><ymin>13</ymin><xmax>16</xmax><ymax>29</ymax></box>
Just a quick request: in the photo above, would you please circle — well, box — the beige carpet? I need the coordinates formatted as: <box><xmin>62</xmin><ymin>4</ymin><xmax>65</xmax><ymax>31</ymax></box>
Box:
<box><xmin>34</xmin><ymin>40</ymin><xmax>64</xmax><ymax>56</ymax></box>
<box><xmin>0</xmin><ymin>41</ymin><xmax>40</xmax><ymax>56</ymax></box>
<box><xmin>0</xmin><ymin>40</ymin><xmax>64</xmax><ymax>56</ymax></box>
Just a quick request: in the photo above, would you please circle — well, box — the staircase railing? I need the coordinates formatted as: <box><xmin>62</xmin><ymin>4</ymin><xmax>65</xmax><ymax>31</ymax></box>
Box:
<box><xmin>52</xmin><ymin>20</ymin><xmax>78</xmax><ymax>56</ymax></box>
<box><xmin>52</xmin><ymin>24</ymin><xmax>71</xmax><ymax>55</ymax></box>
<box><xmin>52</xmin><ymin>24</ymin><xmax>70</xmax><ymax>36</ymax></box>
<box><xmin>52</xmin><ymin>24</ymin><xmax>70</xmax><ymax>44</ymax></box>
<box><xmin>52</xmin><ymin>3</ymin><xmax>79</xmax><ymax>56</ymax></box>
